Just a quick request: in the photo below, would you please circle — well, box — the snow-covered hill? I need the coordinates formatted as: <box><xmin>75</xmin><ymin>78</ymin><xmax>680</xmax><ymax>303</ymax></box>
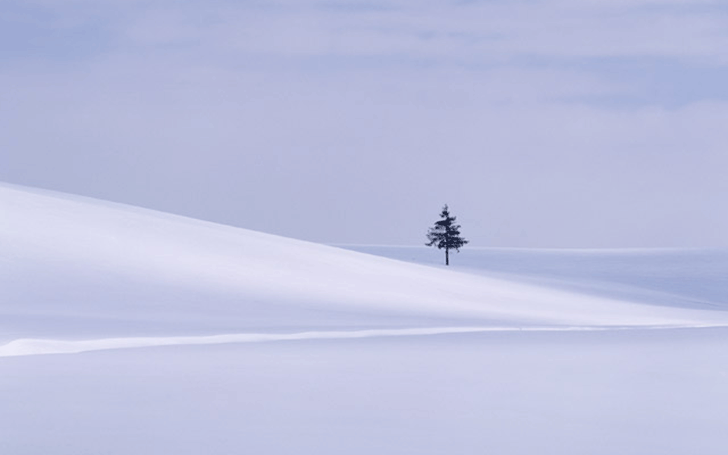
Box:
<box><xmin>2</xmin><ymin>182</ymin><xmax>726</xmax><ymax>350</ymax></box>
<box><xmin>2</xmin><ymin>183</ymin><xmax>728</xmax><ymax>455</ymax></box>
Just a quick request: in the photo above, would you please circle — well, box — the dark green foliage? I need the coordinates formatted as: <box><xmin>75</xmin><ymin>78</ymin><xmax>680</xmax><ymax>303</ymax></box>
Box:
<box><xmin>426</xmin><ymin>205</ymin><xmax>468</xmax><ymax>266</ymax></box>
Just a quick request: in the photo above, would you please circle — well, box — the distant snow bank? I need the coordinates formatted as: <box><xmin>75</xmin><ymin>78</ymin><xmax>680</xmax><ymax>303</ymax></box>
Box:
<box><xmin>342</xmin><ymin>244</ymin><xmax>728</xmax><ymax>312</ymax></box>
<box><xmin>2</xmin><ymin>181</ymin><xmax>727</xmax><ymax>341</ymax></box>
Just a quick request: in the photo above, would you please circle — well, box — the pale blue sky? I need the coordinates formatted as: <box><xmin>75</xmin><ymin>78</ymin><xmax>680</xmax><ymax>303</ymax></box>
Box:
<box><xmin>2</xmin><ymin>0</ymin><xmax>727</xmax><ymax>247</ymax></box>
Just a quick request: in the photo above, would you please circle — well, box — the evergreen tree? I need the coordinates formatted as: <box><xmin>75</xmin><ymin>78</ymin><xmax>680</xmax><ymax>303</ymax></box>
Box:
<box><xmin>426</xmin><ymin>205</ymin><xmax>468</xmax><ymax>266</ymax></box>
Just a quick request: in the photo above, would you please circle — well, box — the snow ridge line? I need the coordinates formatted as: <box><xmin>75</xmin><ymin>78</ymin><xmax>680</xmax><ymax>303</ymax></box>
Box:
<box><xmin>0</xmin><ymin>325</ymin><xmax>724</xmax><ymax>357</ymax></box>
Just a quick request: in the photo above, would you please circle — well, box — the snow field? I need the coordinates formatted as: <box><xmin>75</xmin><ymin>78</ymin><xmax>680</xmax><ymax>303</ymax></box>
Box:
<box><xmin>2</xmin><ymin>329</ymin><xmax>728</xmax><ymax>455</ymax></box>
<box><xmin>2</xmin><ymin>182</ymin><xmax>728</xmax><ymax>454</ymax></box>
<box><xmin>2</xmin><ymin>182</ymin><xmax>726</xmax><ymax>346</ymax></box>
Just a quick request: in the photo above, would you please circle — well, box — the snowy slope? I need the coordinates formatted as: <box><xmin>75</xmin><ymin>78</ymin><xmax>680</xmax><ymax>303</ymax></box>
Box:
<box><xmin>3</xmin><ymin>328</ymin><xmax>728</xmax><ymax>455</ymax></box>
<box><xmin>341</xmin><ymin>245</ymin><xmax>728</xmax><ymax>311</ymax></box>
<box><xmin>3</xmin><ymin>183</ymin><xmax>728</xmax><ymax>455</ymax></box>
<box><xmin>2</xmin><ymin>182</ymin><xmax>727</xmax><ymax>349</ymax></box>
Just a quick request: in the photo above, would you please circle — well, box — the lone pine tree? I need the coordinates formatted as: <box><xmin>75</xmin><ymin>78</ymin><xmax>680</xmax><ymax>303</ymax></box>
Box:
<box><xmin>426</xmin><ymin>205</ymin><xmax>468</xmax><ymax>266</ymax></box>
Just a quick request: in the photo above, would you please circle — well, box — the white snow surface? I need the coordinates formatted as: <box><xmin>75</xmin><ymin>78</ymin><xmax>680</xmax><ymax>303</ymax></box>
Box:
<box><xmin>2</xmin><ymin>182</ymin><xmax>728</xmax><ymax>454</ymax></box>
<box><xmin>1</xmin><ymin>182</ymin><xmax>726</xmax><ymax>345</ymax></box>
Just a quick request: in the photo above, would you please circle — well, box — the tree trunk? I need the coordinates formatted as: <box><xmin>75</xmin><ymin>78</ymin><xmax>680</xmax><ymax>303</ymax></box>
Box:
<box><xmin>445</xmin><ymin>247</ymin><xmax>449</xmax><ymax>266</ymax></box>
